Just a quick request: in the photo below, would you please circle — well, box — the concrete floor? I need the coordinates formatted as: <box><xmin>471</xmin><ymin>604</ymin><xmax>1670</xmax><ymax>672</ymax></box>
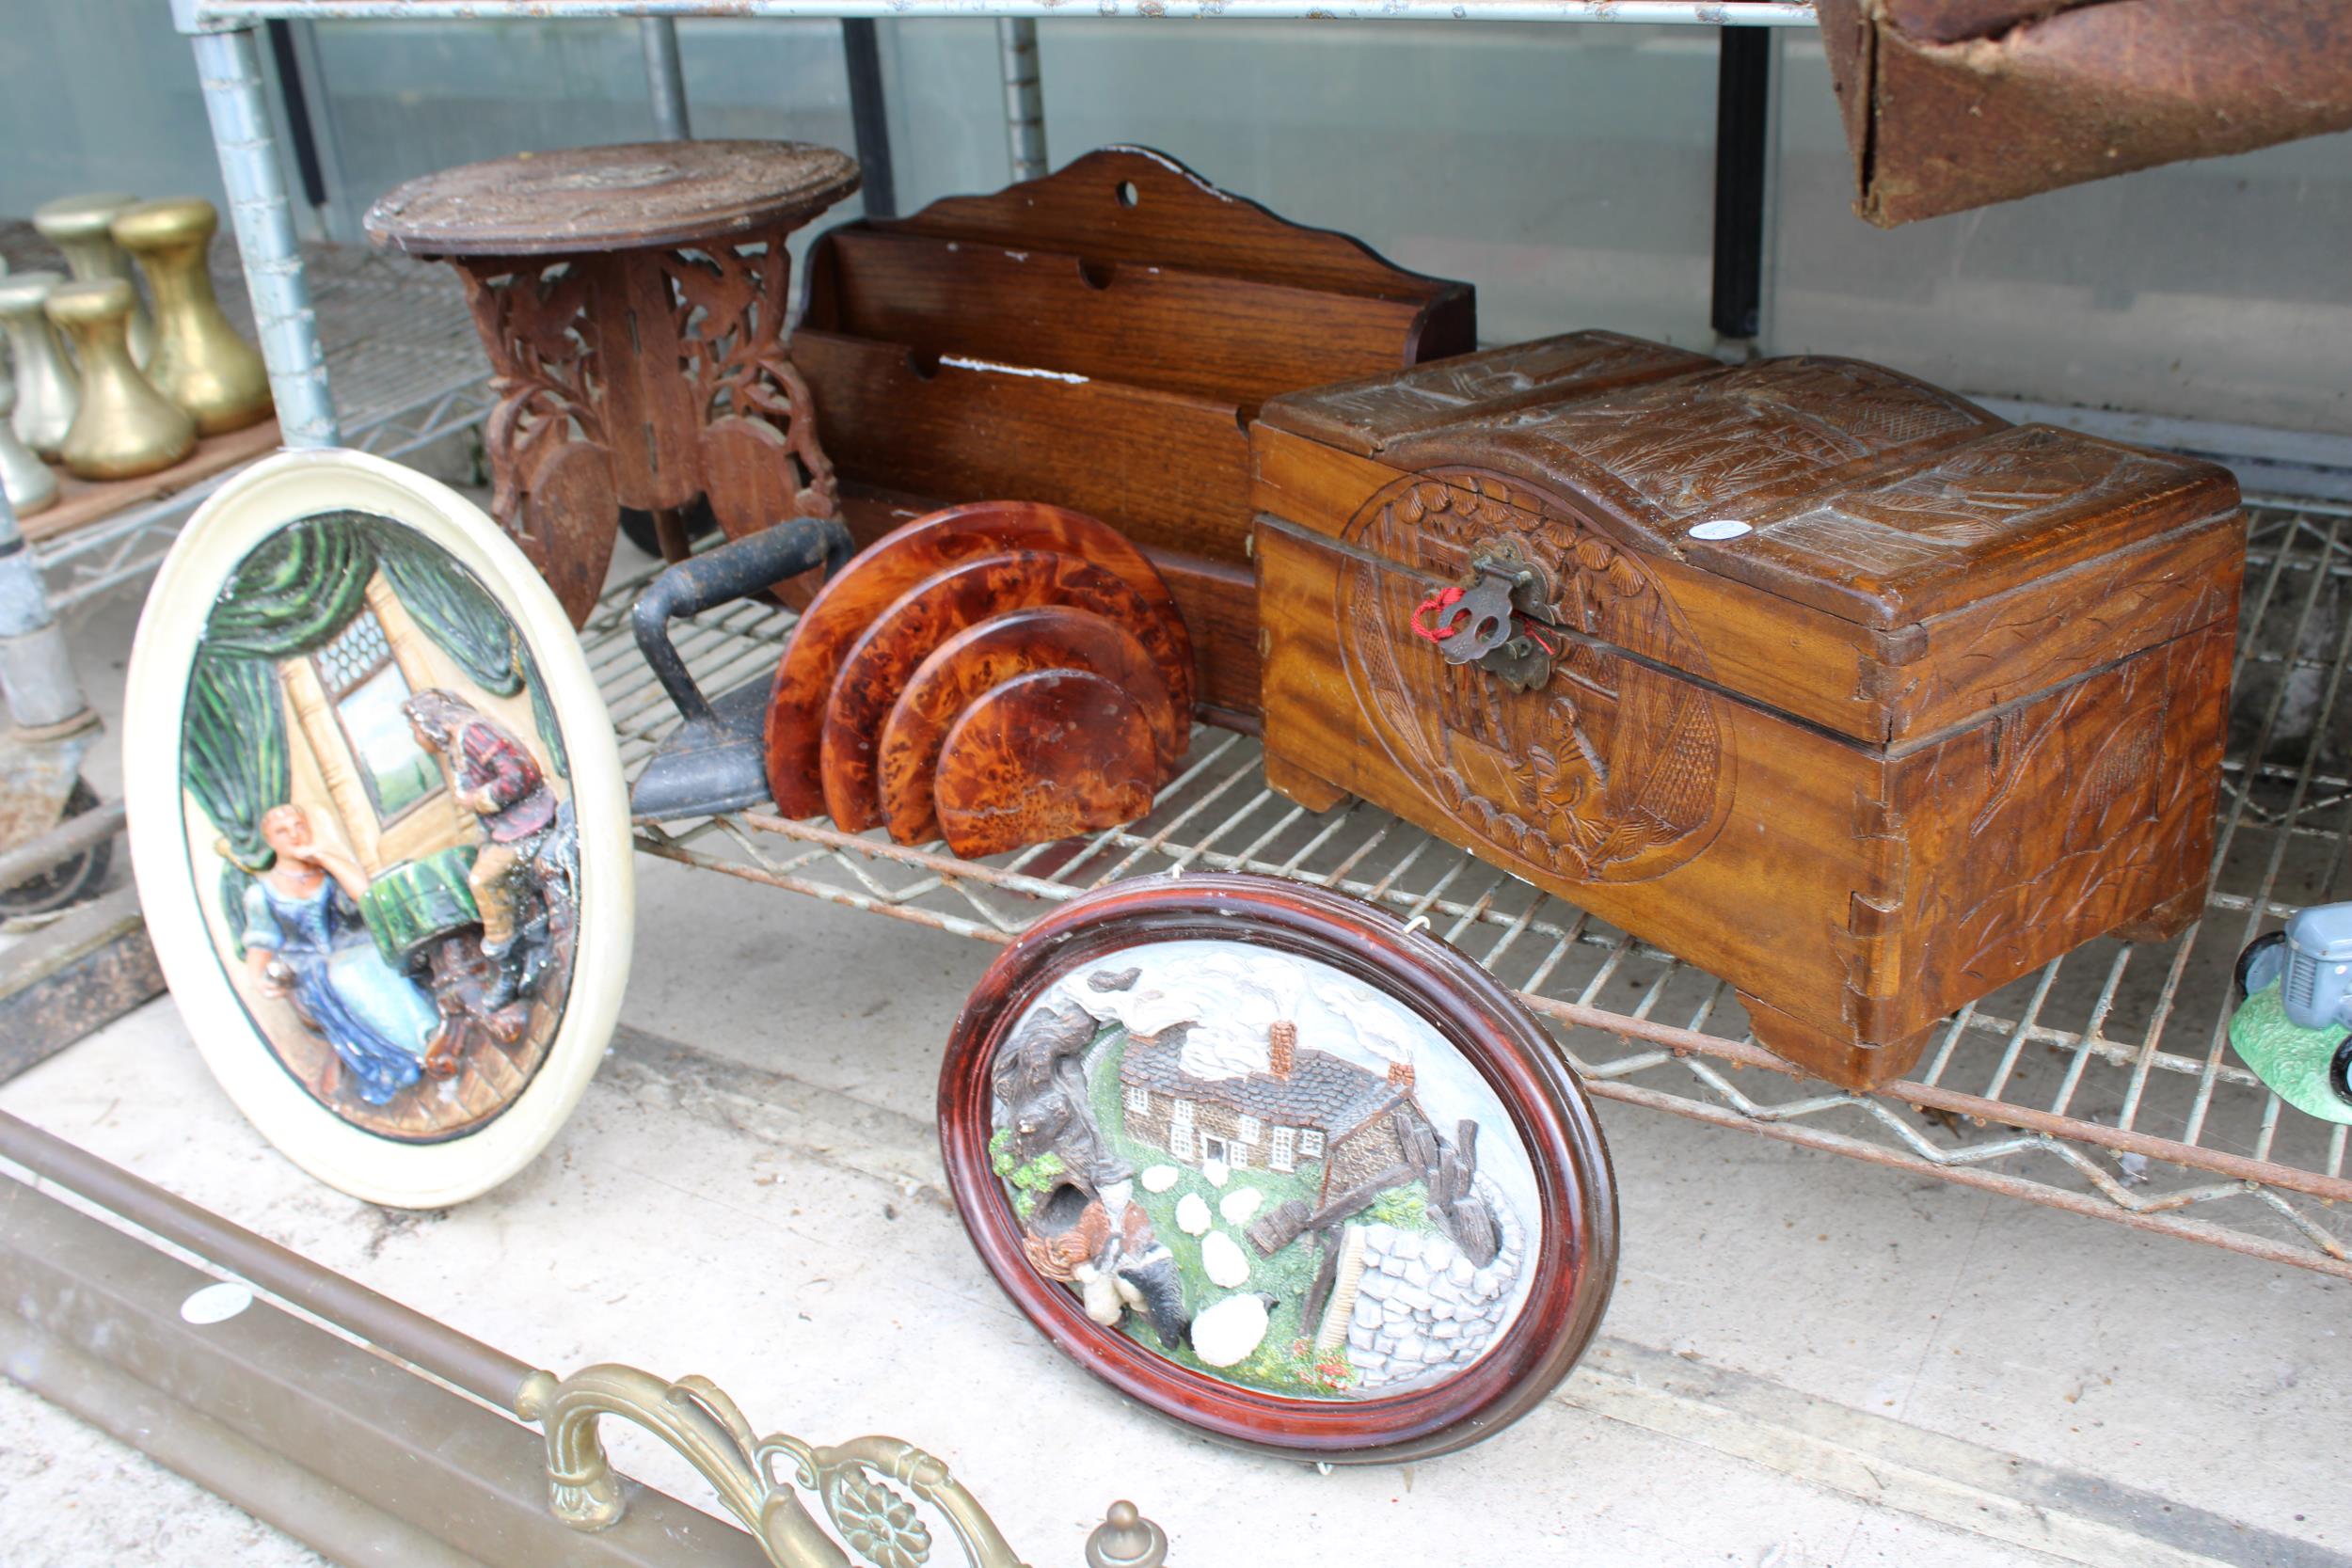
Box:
<box><xmin>4</xmin><ymin>551</ymin><xmax>2347</xmax><ymax>1568</ymax></box>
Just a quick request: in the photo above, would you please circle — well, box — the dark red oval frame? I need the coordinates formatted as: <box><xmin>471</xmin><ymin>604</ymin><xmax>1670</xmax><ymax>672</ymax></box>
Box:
<box><xmin>938</xmin><ymin>872</ymin><xmax>1618</xmax><ymax>1463</ymax></box>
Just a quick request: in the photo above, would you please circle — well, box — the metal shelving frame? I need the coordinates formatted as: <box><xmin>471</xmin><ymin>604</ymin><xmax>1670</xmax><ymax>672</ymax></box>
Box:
<box><xmin>138</xmin><ymin>0</ymin><xmax>2348</xmax><ymax>1289</ymax></box>
<box><xmin>598</xmin><ymin>497</ymin><xmax>2352</xmax><ymax>1280</ymax></box>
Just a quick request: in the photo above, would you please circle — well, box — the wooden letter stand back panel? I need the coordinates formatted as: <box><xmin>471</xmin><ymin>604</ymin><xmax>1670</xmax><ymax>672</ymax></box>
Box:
<box><xmin>1253</xmin><ymin>332</ymin><xmax>2245</xmax><ymax>1089</ymax></box>
<box><xmin>793</xmin><ymin>147</ymin><xmax>1474</xmax><ymax>726</ymax></box>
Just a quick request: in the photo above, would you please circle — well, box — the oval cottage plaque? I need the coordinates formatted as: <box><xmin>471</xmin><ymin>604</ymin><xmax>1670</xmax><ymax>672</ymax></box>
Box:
<box><xmin>939</xmin><ymin>874</ymin><xmax>1616</xmax><ymax>1462</ymax></box>
<box><xmin>125</xmin><ymin>451</ymin><xmax>632</xmax><ymax>1207</ymax></box>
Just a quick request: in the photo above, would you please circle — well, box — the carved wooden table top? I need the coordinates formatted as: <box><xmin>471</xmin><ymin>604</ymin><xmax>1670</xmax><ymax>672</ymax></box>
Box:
<box><xmin>364</xmin><ymin>140</ymin><xmax>862</xmax><ymax>626</ymax></box>
<box><xmin>364</xmin><ymin>140</ymin><xmax>862</xmax><ymax>258</ymax></box>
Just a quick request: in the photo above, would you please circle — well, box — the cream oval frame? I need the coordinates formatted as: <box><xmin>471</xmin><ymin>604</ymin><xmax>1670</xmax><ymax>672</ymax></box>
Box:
<box><xmin>125</xmin><ymin>450</ymin><xmax>633</xmax><ymax>1208</ymax></box>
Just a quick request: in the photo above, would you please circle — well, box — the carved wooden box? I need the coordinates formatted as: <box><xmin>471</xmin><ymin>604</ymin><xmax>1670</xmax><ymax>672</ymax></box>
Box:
<box><xmin>1250</xmin><ymin>332</ymin><xmax>2244</xmax><ymax>1089</ymax></box>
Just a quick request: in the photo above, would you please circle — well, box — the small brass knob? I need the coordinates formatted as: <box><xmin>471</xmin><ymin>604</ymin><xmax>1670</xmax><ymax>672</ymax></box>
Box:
<box><xmin>1085</xmin><ymin>1500</ymin><xmax>1168</xmax><ymax>1568</ymax></box>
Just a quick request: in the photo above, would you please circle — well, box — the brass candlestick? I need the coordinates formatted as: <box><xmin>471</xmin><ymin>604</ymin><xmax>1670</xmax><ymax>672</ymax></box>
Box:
<box><xmin>0</xmin><ymin>383</ymin><xmax>59</xmax><ymax>518</ymax></box>
<box><xmin>0</xmin><ymin>271</ymin><xmax>81</xmax><ymax>462</ymax></box>
<box><xmin>46</xmin><ymin>278</ymin><xmax>194</xmax><ymax>480</ymax></box>
<box><xmin>34</xmin><ymin>192</ymin><xmax>156</xmax><ymax>369</ymax></box>
<box><xmin>113</xmin><ymin>198</ymin><xmax>273</xmax><ymax>436</ymax></box>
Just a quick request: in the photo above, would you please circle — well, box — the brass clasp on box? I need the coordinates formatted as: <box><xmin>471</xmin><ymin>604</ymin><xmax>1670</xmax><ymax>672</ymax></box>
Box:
<box><xmin>1410</xmin><ymin>546</ymin><xmax>1557</xmax><ymax>693</ymax></box>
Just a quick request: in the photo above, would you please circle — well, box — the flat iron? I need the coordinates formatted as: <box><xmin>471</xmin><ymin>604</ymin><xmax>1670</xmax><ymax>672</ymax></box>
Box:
<box><xmin>628</xmin><ymin>517</ymin><xmax>852</xmax><ymax>820</ymax></box>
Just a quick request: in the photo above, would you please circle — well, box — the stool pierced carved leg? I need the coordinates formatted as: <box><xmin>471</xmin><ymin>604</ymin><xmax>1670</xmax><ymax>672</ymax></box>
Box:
<box><xmin>459</xmin><ymin>237</ymin><xmax>840</xmax><ymax>628</ymax></box>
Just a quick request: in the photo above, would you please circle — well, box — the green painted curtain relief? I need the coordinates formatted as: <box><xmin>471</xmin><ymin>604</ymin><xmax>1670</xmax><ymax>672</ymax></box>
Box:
<box><xmin>185</xmin><ymin>653</ymin><xmax>292</xmax><ymax>954</ymax></box>
<box><xmin>373</xmin><ymin>527</ymin><xmax>522</xmax><ymax>696</ymax></box>
<box><xmin>200</xmin><ymin>518</ymin><xmax>374</xmax><ymax>661</ymax></box>
<box><xmin>182</xmin><ymin>512</ymin><xmax>570</xmax><ymax>948</ymax></box>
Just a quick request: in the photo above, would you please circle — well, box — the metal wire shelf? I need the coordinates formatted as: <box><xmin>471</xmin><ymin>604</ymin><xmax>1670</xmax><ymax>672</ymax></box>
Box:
<box><xmin>597</xmin><ymin>496</ymin><xmax>2352</xmax><ymax>1281</ymax></box>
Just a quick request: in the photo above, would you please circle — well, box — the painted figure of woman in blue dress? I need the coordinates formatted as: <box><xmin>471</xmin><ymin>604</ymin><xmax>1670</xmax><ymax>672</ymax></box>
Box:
<box><xmin>240</xmin><ymin>802</ymin><xmax>445</xmax><ymax>1106</ymax></box>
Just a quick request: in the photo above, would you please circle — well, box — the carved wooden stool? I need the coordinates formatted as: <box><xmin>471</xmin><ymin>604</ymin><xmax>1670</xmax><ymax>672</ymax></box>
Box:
<box><xmin>367</xmin><ymin>140</ymin><xmax>861</xmax><ymax>626</ymax></box>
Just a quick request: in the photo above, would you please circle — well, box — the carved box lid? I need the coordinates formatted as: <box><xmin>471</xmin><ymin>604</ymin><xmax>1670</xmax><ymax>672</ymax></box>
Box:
<box><xmin>1260</xmin><ymin>331</ymin><xmax>2242</xmax><ymax>633</ymax></box>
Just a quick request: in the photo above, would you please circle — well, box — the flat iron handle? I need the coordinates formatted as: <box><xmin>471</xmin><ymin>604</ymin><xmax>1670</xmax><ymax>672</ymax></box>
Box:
<box><xmin>630</xmin><ymin>517</ymin><xmax>854</xmax><ymax>728</ymax></box>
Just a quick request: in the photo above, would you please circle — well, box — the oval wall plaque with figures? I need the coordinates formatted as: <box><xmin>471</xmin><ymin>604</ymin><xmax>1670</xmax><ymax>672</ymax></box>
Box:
<box><xmin>939</xmin><ymin>874</ymin><xmax>1616</xmax><ymax>1462</ymax></box>
<box><xmin>125</xmin><ymin>451</ymin><xmax>632</xmax><ymax>1208</ymax></box>
<box><xmin>1341</xmin><ymin>470</ymin><xmax>1739</xmax><ymax>886</ymax></box>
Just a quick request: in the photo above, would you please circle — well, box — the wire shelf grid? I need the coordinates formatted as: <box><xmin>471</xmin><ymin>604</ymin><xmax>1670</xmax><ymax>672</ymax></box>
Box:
<box><xmin>599</xmin><ymin>498</ymin><xmax>2352</xmax><ymax>1279</ymax></box>
<box><xmin>17</xmin><ymin>219</ymin><xmax>2342</xmax><ymax>1276</ymax></box>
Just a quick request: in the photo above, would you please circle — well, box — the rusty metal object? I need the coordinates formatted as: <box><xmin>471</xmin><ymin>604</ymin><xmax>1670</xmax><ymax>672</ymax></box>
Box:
<box><xmin>1818</xmin><ymin>0</ymin><xmax>2352</xmax><ymax>226</ymax></box>
<box><xmin>0</xmin><ymin>729</ymin><xmax>97</xmax><ymax>901</ymax></box>
<box><xmin>0</xmin><ymin>790</ymin><xmax>121</xmax><ymax>892</ymax></box>
<box><xmin>0</xmin><ymin>777</ymin><xmax>112</xmax><ymax>916</ymax></box>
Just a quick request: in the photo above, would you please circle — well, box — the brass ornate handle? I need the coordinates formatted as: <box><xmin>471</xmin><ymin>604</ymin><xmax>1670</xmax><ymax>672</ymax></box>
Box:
<box><xmin>515</xmin><ymin>1363</ymin><xmax>1166</xmax><ymax>1568</ymax></box>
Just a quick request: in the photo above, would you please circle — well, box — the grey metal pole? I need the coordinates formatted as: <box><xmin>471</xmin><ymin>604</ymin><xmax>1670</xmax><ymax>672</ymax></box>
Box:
<box><xmin>997</xmin><ymin>19</ymin><xmax>1047</xmax><ymax>182</ymax></box>
<box><xmin>0</xmin><ymin>487</ymin><xmax>87</xmax><ymax>732</ymax></box>
<box><xmin>641</xmin><ymin>18</ymin><xmax>692</xmax><ymax>140</ymax></box>
<box><xmin>183</xmin><ymin>20</ymin><xmax>341</xmax><ymax>449</ymax></box>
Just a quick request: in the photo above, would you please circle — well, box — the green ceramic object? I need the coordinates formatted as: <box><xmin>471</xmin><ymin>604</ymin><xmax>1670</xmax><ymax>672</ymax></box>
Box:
<box><xmin>2228</xmin><ymin>981</ymin><xmax>2352</xmax><ymax>1125</ymax></box>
